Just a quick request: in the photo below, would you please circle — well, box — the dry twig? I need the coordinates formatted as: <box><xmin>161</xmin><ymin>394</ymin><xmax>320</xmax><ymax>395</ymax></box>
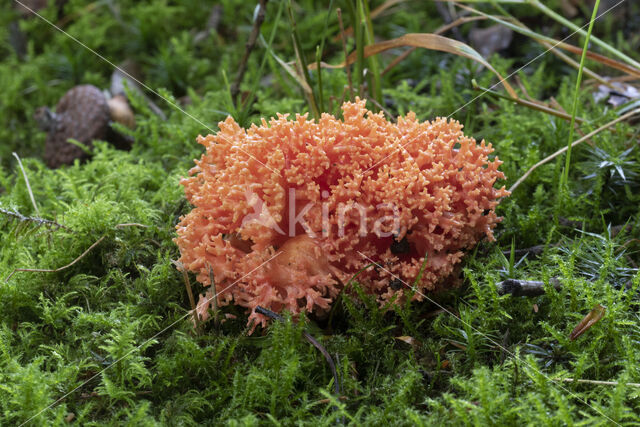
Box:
<box><xmin>553</xmin><ymin>378</ymin><xmax>640</xmax><ymax>388</ymax></box>
<box><xmin>12</xmin><ymin>152</ymin><xmax>39</xmax><ymax>216</ymax></box>
<box><xmin>366</xmin><ymin>95</ymin><xmax>395</xmax><ymax>122</ymax></box>
<box><xmin>0</xmin><ymin>207</ymin><xmax>72</xmax><ymax>233</ymax></box>
<box><xmin>496</xmin><ymin>278</ymin><xmax>562</xmax><ymax>297</ymax></box>
<box><xmin>231</xmin><ymin>0</ymin><xmax>268</xmax><ymax>103</ymax></box>
<box><xmin>256</xmin><ymin>305</ymin><xmax>341</xmax><ymax>396</ymax></box>
<box><xmin>3</xmin><ymin>221</ymin><xmax>151</xmax><ymax>283</ymax></box>
<box><xmin>4</xmin><ymin>235</ymin><xmax>106</xmax><ymax>282</ymax></box>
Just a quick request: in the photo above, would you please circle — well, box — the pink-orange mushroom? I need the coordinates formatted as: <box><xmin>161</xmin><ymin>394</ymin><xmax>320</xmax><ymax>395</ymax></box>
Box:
<box><xmin>175</xmin><ymin>98</ymin><xmax>509</xmax><ymax>330</ymax></box>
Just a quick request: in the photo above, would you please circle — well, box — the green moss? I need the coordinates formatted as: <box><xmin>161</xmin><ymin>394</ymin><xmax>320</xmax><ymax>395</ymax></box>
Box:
<box><xmin>1</xmin><ymin>0</ymin><xmax>639</xmax><ymax>424</ymax></box>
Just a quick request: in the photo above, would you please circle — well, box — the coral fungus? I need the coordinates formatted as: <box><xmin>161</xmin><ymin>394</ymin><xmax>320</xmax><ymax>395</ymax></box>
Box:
<box><xmin>175</xmin><ymin>98</ymin><xmax>509</xmax><ymax>329</ymax></box>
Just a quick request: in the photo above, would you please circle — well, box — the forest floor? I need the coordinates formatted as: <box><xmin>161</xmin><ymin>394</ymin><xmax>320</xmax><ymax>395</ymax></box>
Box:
<box><xmin>1</xmin><ymin>0</ymin><xmax>640</xmax><ymax>425</ymax></box>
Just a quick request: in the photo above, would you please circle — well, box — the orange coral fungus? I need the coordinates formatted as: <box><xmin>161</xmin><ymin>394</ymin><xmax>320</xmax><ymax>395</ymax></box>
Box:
<box><xmin>175</xmin><ymin>98</ymin><xmax>509</xmax><ymax>329</ymax></box>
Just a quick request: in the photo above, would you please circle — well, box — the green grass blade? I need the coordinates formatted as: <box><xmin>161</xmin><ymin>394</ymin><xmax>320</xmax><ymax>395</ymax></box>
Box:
<box><xmin>560</xmin><ymin>0</ymin><xmax>601</xmax><ymax>191</ymax></box>
<box><xmin>530</xmin><ymin>0</ymin><xmax>640</xmax><ymax>70</ymax></box>
<box><xmin>360</xmin><ymin>0</ymin><xmax>382</xmax><ymax>105</ymax></box>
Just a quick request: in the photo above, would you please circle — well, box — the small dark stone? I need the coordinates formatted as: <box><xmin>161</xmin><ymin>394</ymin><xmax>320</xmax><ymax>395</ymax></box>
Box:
<box><xmin>389</xmin><ymin>279</ymin><xmax>403</xmax><ymax>291</ymax></box>
<box><xmin>390</xmin><ymin>236</ymin><xmax>410</xmax><ymax>254</ymax></box>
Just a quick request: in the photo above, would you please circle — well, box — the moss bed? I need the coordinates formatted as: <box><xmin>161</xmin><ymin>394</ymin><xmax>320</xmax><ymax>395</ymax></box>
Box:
<box><xmin>1</xmin><ymin>1</ymin><xmax>639</xmax><ymax>425</ymax></box>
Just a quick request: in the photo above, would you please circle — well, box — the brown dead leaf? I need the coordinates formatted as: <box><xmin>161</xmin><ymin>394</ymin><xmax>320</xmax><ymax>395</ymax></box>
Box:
<box><xmin>447</xmin><ymin>340</ymin><xmax>467</xmax><ymax>351</ymax></box>
<box><xmin>396</xmin><ymin>335</ymin><xmax>420</xmax><ymax>347</ymax></box>
<box><xmin>570</xmin><ymin>304</ymin><xmax>606</xmax><ymax>341</ymax></box>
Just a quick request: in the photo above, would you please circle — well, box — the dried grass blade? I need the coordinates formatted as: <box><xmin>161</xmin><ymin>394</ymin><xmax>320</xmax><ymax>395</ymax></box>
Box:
<box><xmin>472</xmin><ymin>80</ymin><xmax>586</xmax><ymax>123</ymax></box>
<box><xmin>336</xmin><ymin>0</ymin><xmax>407</xmax><ymax>40</ymax></box>
<box><xmin>4</xmin><ymin>235</ymin><xmax>106</xmax><ymax>282</ymax></box>
<box><xmin>456</xmin><ymin>4</ymin><xmax>640</xmax><ymax>79</ymax></box>
<box><xmin>266</xmin><ymin>46</ymin><xmax>314</xmax><ymax>96</ymax></box>
<box><xmin>509</xmin><ymin>108</ymin><xmax>640</xmax><ymax>192</ymax></box>
<box><xmin>382</xmin><ymin>16</ymin><xmax>487</xmax><ymax>76</ymax></box>
<box><xmin>311</xmin><ymin>32</ymin><xmax>518</xmax><ymax>98</ymax></box>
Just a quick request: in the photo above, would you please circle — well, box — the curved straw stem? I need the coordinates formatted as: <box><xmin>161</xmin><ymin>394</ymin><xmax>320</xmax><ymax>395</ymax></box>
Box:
<box><xmin>509</xmin><ymin>108</ymin><xmax>640</xmax><ymax>193</ymax></box>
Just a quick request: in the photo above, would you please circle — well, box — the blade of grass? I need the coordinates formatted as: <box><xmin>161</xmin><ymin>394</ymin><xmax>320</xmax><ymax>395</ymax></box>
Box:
<box><xmin>346</xmin><ymin>0</ymin><xmax>366</xmax><ymax>97</ymax></box>
<box><xmin>485</xmin><ymin>0</ymin><xmax>609</xmax><ymax>88</ymax></box>
<box><xmin>509</xmin><ymin>107</ymin><xmax>640</xmax><ymax>193</ymax></box>
<box><xmin>260</xmin><ymin>36</ymin><xmax>315</xmax><ymax>97</ymax></box>
<box><xmin>456</xmin><ymin>3</ymin><xmax>640</xmax><ymax>79</ymax></box>
<box><xmin>359</xmin><ymin>0</ymin><xmax>382</xmax><ymax>105</ymax></box>
<box><xmin>221</xmin><ymin>69</ymin><xmax>238</xmax><ymax>119</ymax></box>
<box><xmin>471</xmin><ymin>80</ymin><xmax>587</xmax><ymax>123</ymax></box>
<box><xmin>336</xmin><ymin>8</ymin><xmax>354</xmax><ymax>101</ymax></box>
<box><xmin>382</xmin><ymin>16</ymin><xmax>487</xmax><ymax>76</ymax></box>
<box><xmin>316</xmin><ymin>46</ymin><xmax>325</xmax><ymax>113</ymax></box>
<box><xmin>311</xmin><ymin>32</ymin><xmax>518</xmax><ymax>98</ymax></box>
<box><xmin>339</xmin><ymin>0</ymin><xmax>407</xmax><ymax>39</ymax></box>
<box><xmin>617</xmin><ymin>98</ymin><xmax>640</xmax><ymax>116</ymax></box>
<box><xmin>529</xmin><ymin>0</ymin><xmax>640</xmax><ymax>70</ymax></box>
<box><xmin>12</xmin><ymin>152</ymin><xmax>39</xmax><ymax>216</ymax></box>
<box><xmin>560</xmin><ymin>0</ymin><xmax>601</xmax><ymax>191</ymax></box>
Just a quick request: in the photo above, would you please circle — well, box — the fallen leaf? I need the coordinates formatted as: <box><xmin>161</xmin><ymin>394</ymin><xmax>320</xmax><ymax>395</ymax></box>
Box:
<box><xmin>396</xmin><ymin>335</ymin><xmax>420</xmax><ymax>347</ymax></box>
<box><xmin>570</xmin><ymin>304</ymin><xmax>606</xmax><ymax>341</ymax></box>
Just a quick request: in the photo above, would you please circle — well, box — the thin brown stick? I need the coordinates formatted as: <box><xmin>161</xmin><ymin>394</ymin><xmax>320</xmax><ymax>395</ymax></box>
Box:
<box><xmin>382</xmin><ymin>47</ymin><xmax>416</xmax><ymax>76</ymax></box>
<box><xmin>473</xmin><ymin>82</ymin><xmax>586</xmax><ymax>124</ymax></box>
<box><xmin>171</xmin><ymin>260</ymin><xmax>200</xmax><ymax>332</ymax></box>
<box><xmin>553</xmin><ymin>378</ymin><xmax>640</xmax><ymax>388</ymax></box>
<box><xmin>0</xmin><ymin>207</ymin><xmax>72</xmax><ymax>233</ymax></box>
<box><xmin>509</xmin><ymin>108</ymin><xmax>640</xmax><ymax>193</ymax></box>
<box><xmin>171</xmin><ymin>260</ymin><xmax>198</xmax><ymax>321</ymax></box>
<box><xmin>584</xmin><ymin>75</ymin><xmax>640</xmax><ymax>86</ymax></box>
<box><xmin>256</xmin><ymin>306</ymin><xmax>341</xmax><ymax>395</ymax></box>
<box><xmin>514</xmin><ymin>75</ymin><xmax>545</xmax><ymax>105</ymax></box>
<box><xmin>12</xmin><ymin>152</ymin><xmax>39</xmax><ymax>216</ymax></box>
<box><xmin>314</xmin><ymin>396</ymin><xmax>348</xmax><ymax>404</ymax></box>
<box><xmin>208</xmin><ymin>264</ymin><xmax>219</xmax><ymax>327</ymax></box>
<box><xmin>336</xmin><ymin>8</ymin><xmax>353</xmax><ymax>101</ymax></box>
<box><xmin>366</xmin><ymin>95</ymin><xmax>395</xmax><ymax>122</ymax></box>
<box><xmin>4</xmin><ymin>235</ymin><xmax>106</xmax><ymax>282</ymax></box>
<box><xmin>114</xmin><ymin>223</ymin><xmax>149</xmax><ymax>228</ymax></box>
<box><xmin>231</xmin><ymin>0</ymin><xmax>268</xmax><ymax>103</ymax></box>
<box><xmin>496</xmin><ymin>278</ymin><xmax>562</xmax><ymax>297</ymax></box>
